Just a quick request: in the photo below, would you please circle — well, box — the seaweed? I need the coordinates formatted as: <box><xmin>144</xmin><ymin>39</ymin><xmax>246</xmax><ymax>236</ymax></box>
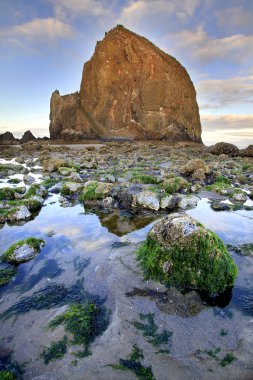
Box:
<box><xmin>129</xmin><ymin>313</ymin><xmax>172</xmax><ymax>352</ymax></box>
<box><xmin>1</xmin><ymin>238</ymin><xmax>45</xmax><ymax>264</ymax></box>
<box><xmin>107</xmin><ymin>344</ymin><xmax>156</xmax><ymax>380</ymax></box>
<box><xmin>47</xmin><ymin>302</ymin><xmax>110</xmax><ymax>358</ymax></box>
<box><xmin>41</xmin><ymin>336</ymin><xmax>68</xmax><ymax>364</ymax></box>
<box><xmin>195</xmin><ymin>347</ymin><xmax>237</xmax><ymax>368</ymax></box>
<box><xmin>0</xmin><ymin>279</ymin><xmax>103</xmax><ymax>321</ymax></box>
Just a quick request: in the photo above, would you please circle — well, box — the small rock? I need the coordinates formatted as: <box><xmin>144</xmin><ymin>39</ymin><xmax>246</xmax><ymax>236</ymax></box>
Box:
<box><xmin>132</xmin><ymin>190</ymin><xmax>160</xmax><ymax>211</ymax></box>
<box><xmin>23</xmin><ymin>174</ymin><xmax>35</xmax><ymax>184</ymax></box>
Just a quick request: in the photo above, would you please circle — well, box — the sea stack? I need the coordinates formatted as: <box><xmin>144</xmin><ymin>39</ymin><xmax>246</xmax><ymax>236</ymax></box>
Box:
<box><xmin>49</xmin><ymin>25</ymin><xmax>202</xmax><ymax>142</ymax></box>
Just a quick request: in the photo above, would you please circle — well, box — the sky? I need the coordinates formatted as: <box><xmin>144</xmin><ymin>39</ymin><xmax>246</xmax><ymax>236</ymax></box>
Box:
<box><xmin>0</xmin><ymin>0</ymin><xmax>252</xmax><ymax>147</ymax></box>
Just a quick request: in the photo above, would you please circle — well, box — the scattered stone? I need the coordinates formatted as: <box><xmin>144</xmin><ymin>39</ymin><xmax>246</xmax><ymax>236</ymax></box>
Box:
<box><xmin>132</xmin><ymin>190</ymin><xmax>160</xmax><ymax>211</ymax></box>
<box><xmin>180</xmin><ymin>159</ymin><xmax>210</xmax><ymax>176</ymax></box>
<box><xmin>23</xmin><ymin>174</ymin><xmax>35</xmax><ymax>184</ymax></box>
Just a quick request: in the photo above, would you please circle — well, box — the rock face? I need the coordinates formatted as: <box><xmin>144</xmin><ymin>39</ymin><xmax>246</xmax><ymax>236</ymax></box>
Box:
<box><xmin>50</xmin><ymin>25</ymin><xmax>202</xmax><ymax>142</ymax></box>
<box><xmin>0</xmin><ymin>132</ymin><xmax>17</xmax><ymax>145</ymax></box>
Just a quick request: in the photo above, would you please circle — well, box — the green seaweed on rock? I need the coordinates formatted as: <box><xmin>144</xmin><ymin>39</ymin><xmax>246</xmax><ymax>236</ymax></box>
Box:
<box><xmin>1</xmin><ymin>238</ymin><xmax>45</xmax><ymax>264</ymax></box>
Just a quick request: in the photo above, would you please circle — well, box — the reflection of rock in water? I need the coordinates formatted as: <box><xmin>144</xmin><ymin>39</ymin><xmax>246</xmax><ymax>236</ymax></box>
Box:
<box><xmin>125</xmin><ymin>287</ymin><xmax>206</xmax><ymax>317</ymax></box>
<box><xmin>96</xmin><ymin>209</ymin><xmax>159</xmax><ymax>237</ymax></box>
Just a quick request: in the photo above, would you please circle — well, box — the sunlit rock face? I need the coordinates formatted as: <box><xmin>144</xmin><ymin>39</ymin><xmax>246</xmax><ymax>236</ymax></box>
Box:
<box><xmin>49</xmin><ymin>25</ymin><xmax>202</xmax><ymax>142</ymax></box>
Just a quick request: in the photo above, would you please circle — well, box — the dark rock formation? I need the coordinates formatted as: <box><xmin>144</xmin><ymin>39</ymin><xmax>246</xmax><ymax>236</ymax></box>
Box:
<box><xmin>240</xmin><ymin>145</ymin><xmax>253</xmax><ymax>157</ymax></box>
<box><xmin>0</xmin><ymin>131</ymin><xmax>17</xmax><ymax>145</ymax></box>
<box><xmin>49</xmin><ymin>25</ymin><xmax>202</xmax><ymax>142</ymax></box>
<box><xmin>207</xmin><ymin>142</ymin><xmax>239</xmax><ymax>157</ymax></box>
<box><xmin>20</xmin><ymin>130</ymin><xmax>36</xmax><ymax>143</ymax></box>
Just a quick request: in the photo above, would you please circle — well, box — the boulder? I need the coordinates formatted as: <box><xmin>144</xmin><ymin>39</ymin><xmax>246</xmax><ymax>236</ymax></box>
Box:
<box><xmin>207</xmin><ymin>142</ymin><xmax>239</xmax><ymax>157</ymax></box>
<box><xmin>136</xmin><ymin>213</ymin><xmax>238</xmax><ymax>295</ymax></box>
<box><xmin>180</xmin><ymin>159</ymin><xmax>210</xmax><ymax>176</ymax></box>
<box><xmin>240</xmin><ymin>145</ymin><xmax>253</xmax><ymax>157</ymax></box>
<box><xmin>49</xmin><ymin>25</ymin><xmax>202</xmax><ymax>142</ymax></box>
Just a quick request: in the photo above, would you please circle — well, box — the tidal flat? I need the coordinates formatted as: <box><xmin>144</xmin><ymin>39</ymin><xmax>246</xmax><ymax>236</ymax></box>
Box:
<box><xmin>0</xmin><ymin>141</ymin><xmax>253</xmax><ymax>380</ymax></box>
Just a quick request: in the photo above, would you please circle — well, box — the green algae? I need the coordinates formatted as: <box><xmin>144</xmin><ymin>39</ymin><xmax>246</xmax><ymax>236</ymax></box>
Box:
<box><xmin>196</xmin><ymin>347</ymin><xmax>236</xmax><ymax>368</ymax></box>
<box><xmin>0</xmin><ymin>267</ymin><xmax>17</xmax><ymax>287</ymax></box>
<box><xmin>108</xmin><ymin>344</ymin><xmax>156</xmax><ymax>380</ymax></box>
<box><xmin>1</xmin><ymin>238</ymin><xmax>45</xmax><ymax>264</ymax></box>
<box><xmin>0</xmin><ymin>188</ymin><xmax>24</xmax><ymax>201</ymax></box>
<box><xmin>129</xmin><ymin>313</ymin><xmax>172</xmax><ymax>352</ymax></box>
<box><xmin>47</xmin><ymin>302</ymin><xmax>110</xmax><ymax>358</ymax></box>
<box><xmin>136</xmin><ymin>229</ymin><xmax>238</xmax><ymax>295</ymax></box>
<box><xmin>40</xmin><ymin>179</ymin><xmax>58</xmax><ymax>190</ymax></box>
<box><xmin>41</xmin><ymin>336</ymin><xmax>68</xmax><ymax>364</ymax></box>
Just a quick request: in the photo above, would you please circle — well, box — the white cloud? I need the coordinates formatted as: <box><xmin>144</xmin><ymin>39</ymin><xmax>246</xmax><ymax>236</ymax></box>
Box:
<box><xmin>197</xmin><ymin>76</ymin><xmax>253</xmax><ymax>109</ymax></box>
<box><xmin>201</xmin><ymin>114</ymin><xmax>253</xmax><ymax>148</ymax></box>
<box><xmin>52</xmin><ymin>0</ymin><xmax>113</xmax><ymax>19</ymax></box>
<box><xmin>118</xmin><ymin>0</ymin><xmax>199</xmax><ymax>29</ymax></box>
<box><xmin>165</xmin><ymin>26</ymin><xmax>253</xmax><ymax>64</ymax></box>
<box><xmin>0</xmin><ymin>18</ymin><xmax>74</xmax><ymax>48</ymax></box>
<box><xmin>216</xmin><ymin>7</ymin><xmax>252</xmax><ymax>28</ymax></box>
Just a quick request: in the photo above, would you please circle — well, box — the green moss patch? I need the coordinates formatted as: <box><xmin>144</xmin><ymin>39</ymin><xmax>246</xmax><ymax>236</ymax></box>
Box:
<box><xmin>0</xmin><ymin>370</ymin><xmax>16</xmax><ymax>380</ymax></box>
<box><xmin>195</xmin><ymin>348</ymin><xmax>236</xmax><ymax>368</ymax></box>
<box><xmin>47</xmin><ymin>302</ymin><xmax>110</xmax><ymax>358</ymax></box>
<box><xmin>79</xmin><ymin>183</ymin><xmax>103</xmax><ymax>201</ymax></box>
<box><xmin>131</xmin><ymin>172</ymin><xmax>158</xmax><ymax>184</ymax></box>
<box><xmin>107</xmin><ymin>344</ymin><xmax>156</xmax><ymax>380</ymax></box>
<box><xmin>0</xmin><ymin>351</ymin><xmax>25</xmax><ymax>379</ymax></box>
<box><xmin>41</xmin><ymin>336</ymin><xmax>68</xmax><ymax>364</ymax></box>
<box><xmin>0</xmin><ymin>267</ymin><xmax>17</xmax><ymax>287</ymax></box>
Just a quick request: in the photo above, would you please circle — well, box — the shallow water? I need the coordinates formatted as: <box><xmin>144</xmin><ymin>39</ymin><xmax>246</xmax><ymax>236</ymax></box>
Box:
<box><xmin>0</xmin><ymin>192</ymin><xmax>253</xmax><ymax>379</ymax></box>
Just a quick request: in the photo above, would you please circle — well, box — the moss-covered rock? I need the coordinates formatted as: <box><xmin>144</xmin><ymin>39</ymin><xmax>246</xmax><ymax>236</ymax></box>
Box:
<box><xmin>1</xmin><ymin>237</ymin><xmax>45</xmax><ymax>265</ymax></box>
<box><xmin>136</xmin><ymin>213</ymin><xmax>238</xmax><ymax>295</ymax></box>
<box><xmin>162</xmin><ymin>176</ymin><xmax>189</xmax><ymax>194</ymax></box>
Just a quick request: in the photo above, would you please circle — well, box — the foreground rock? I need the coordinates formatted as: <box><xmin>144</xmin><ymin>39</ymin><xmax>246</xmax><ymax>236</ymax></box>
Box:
<box><xmin>50</xmin><ymin>25</ymin><xmax>202</xmax><ymax>142</ymax></box>
<box><xmin>1</xmin><ymin>238</ymin><xmax>45</xmax><ymax>264</ymax></box>
<box><xmin>137</xmin><ymin>213</ymin><xmax>238</xmax><ymax>295</ymax></box>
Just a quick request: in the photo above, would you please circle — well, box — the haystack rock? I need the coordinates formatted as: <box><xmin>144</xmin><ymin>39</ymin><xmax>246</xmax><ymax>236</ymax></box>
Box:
<box><xmin>49</xmin><ymin>25</ymin><xmax>202</xmax><ymax>142</ymax></box>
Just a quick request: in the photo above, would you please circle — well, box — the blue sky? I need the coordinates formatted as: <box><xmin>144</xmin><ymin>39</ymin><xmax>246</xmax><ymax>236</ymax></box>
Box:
<box><xmin>0</xmin><ymin>0</ymin><xmax>252</xmax><ymax>147</ymax></box>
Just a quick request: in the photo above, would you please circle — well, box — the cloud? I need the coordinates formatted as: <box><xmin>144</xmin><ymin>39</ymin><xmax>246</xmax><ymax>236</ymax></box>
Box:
<box><xmin>52</xmin><ymin>0</ymin><xmax>113</xmax><ymax>19</ymax></box>
<box><xmin>201</xmin><ymin>114</ymin><xmax>253</xmax><ymax>131</ymax></box>
<box><xmin>118</xmin><ymin>0</ymin><xmax>199</xmax><ymax>30</ymax></box>
<box><xmin>165</xmin><ymin>26</ymin><xmax>253</xmax><ymax>64</ymax></box>
<box><xmin>201</xmin><ymin>114</ymin><xmax>253</xmax><ymax>148</ymax></box>
<box><xmin>197</xmin><ymin>76</ymin><xmax>253</xmax><ymax>109</ymax></box>
<box><xmin>0</xmin><ymin>18</ymin><xmax>74</xmax><ymax>49</ymax></box>
<box><xmin>216</xmin><ymin>6</ymin><xmax>252</xmax><ymax>28</ymax></box>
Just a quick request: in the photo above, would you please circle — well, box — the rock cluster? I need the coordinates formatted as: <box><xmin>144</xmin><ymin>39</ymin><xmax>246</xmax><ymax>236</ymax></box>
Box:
<box><xmin>49</xmin><ymin>25</ymin><xmax>202</xmax><ymax>142</ymax></box>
